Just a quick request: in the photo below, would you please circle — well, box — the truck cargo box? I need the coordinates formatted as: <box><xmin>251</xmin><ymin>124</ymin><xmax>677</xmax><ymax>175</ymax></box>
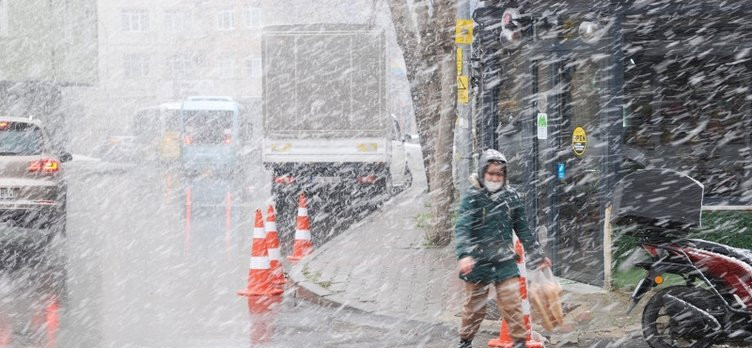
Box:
<box><xmin>262</xmin><ymin>24</ymin><xmax>386</xmax><ymax>137</ymax></box>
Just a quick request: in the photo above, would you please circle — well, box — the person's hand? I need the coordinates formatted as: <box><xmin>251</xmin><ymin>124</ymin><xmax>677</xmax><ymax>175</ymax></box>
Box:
<box><xmin>538</xmin><ymin>257</ymin><xmax>552</xmax><ymax>270</ymax></box>
<box><xmin>458</xmin><ymin>257</ymin><xmax>475</xmax><ymax>275</ymax></box>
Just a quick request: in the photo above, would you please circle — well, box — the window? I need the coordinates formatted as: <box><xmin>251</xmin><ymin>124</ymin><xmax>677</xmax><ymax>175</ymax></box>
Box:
<box><xmin>164</xmin><ymin>10</ymin><xmax>190</xmax><ymax>32</ymax></box>
<box><xmin>245</xmin><ymin>7</ymin><xmax>262</xmax><ymax>28</ymax></box>
<box><xmin>0</xmin><ymin>123</ymin><xmax>44</xmax><ymax>155</ymax></box>
<box><xmin>391</xmin><ymin>117</ymin><xmax>402</xmax><ymax>141</ymax></box>
<box><xmin>218</xmin><ymin>58</ymin><xmax>235</xmax><ymax>79</ymax></box>
<box><xmin>167</xmin><ymin>55</ymin><xmax>191</xmax><ymax>78</ymax></box>
<box><xmin>124</xmin><ymin>54</ymin><xmax>149</xmax><ymax>78</ymax></box>
<box><xmin>0</xmin><ymin>0</ymin><xmax>8</xmax><ymax>37</ymax></box>
<box><xmin>245</xmin><ymin>57</ymin><xmax>261</xmax><ymax>78</ymax></box>
<box><xmin>183</xmin><ymin>110</ymin><xmax>234</xmax><ymax>144</ymax></box>
<box><xmin>192</xmin><ymin>53</ymin><xmax>207</xmax><ymax>68</ymax></box>
<box><xmin>121</xmin><ymin>9</ymin><xmax>149</xmax><ymax>32</ymax></box>
<box><xmin>623</xmin><ymin>52</ymin><xmax>752</xmax><ymax>200</ymax></box>
<box><xmin>217</xmin><ymin>8</ymin><xmax>234</xmax><ymax>30</ymax></box>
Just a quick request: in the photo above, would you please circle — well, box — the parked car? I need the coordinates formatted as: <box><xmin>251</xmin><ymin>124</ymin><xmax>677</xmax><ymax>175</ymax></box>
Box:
<box><xmin>0</xmin><ymin>117</ymin><xmax>71</xmax><ymax>254</ymax></box>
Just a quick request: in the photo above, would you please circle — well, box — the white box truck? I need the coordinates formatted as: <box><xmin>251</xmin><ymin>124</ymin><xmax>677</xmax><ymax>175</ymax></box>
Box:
<box><xmin>262</xmin><ymin>24</ymin><xmax>411</xmax><ymax>225</ymax></box>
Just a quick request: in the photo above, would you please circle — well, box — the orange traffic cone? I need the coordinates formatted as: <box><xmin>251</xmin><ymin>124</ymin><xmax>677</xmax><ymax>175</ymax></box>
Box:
<box><xmin>239</xmin><ymin>209</ymin><xmax>282</xmax><ymax>297</ymax></box>
<box><xmin>488</xmin><ymin>238</ymin><xmax>544</xmax><ymax>348</ymax></box>
<box><xmin>488</xmin><ymin>320</ymin><xmax>514</xmax><ymax>348</ymax></box>
<box><xmin>265</xmin><ymin>204</ymin><xmax>285</xmax><ymax>293</ymax></box>
<box><xmin>287</xmin><ymin>193</ymin><xmax>313</xmax><ymax>263</ymax></box>
<box><xmin>247</xmin><ymin>294</ymin><xmax>282</xmax><ymax>314</ymax></box>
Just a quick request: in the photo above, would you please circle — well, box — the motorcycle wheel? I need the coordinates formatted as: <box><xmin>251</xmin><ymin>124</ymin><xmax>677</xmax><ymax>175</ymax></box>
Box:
<box><xmin>642</xmin><ymin>285</ymin><xmax>721</xmax><ymax>348</ymax></box>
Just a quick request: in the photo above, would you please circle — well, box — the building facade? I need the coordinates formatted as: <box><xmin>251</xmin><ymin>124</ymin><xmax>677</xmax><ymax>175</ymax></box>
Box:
<box><xmin>68</xmin><ymin>0</ymin><xmax>268</xmax><ymax>150</ymax></box>
<box><xmin>469</xmin><ymin>0</ymin><xmax>752</xmax><ymax>287</ymax></box>
<box><xmin>0</xmin><ymin>0</ymin><xmax>98</xmax><ymax>148</ymax></box>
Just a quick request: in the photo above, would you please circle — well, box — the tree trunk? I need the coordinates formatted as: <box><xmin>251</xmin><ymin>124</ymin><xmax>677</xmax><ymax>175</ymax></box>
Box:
<box><xmin>387</xmin><ymin>0</ymin><xmax>457</xmax><ymax>246</ymax></box>
<box><xmin>426</xmin><ymin>52</ymin><xmax>457</xmax><ymax>246</ymax></box>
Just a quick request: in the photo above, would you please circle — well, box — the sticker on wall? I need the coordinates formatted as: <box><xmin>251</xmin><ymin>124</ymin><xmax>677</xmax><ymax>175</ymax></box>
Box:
<box><xmin>457</xmin><ymin>76</ymin><xmax>469</xmax><ymax>104</ymax></box>
<box><xmin>571</xmin><ymin>126</ymin><xmax>587</xmax><ymax>157</ymax></box>
<box><xmin>536</xmin><ymin>113</ymin><xmax>548</xmax><ymax>140</ymax></box>
<box><xmin>455</xmin><ymin>19</ymin><xmax>474</xmax><ymax>44</ymax></box>
<box><xmin>456</xmin><ymin>49</ymin><xmax>463</xmax><ymax>76</ymax></box>
<box><xmin>557</xmin><ymin>162</ymin><xmax>566</xmax><ymax>180</ymax></box>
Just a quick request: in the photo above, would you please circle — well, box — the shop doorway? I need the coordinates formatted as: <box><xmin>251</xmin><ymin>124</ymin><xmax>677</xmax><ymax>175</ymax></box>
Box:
<box><xmin>554</xmin><ymin>57</ymin><xmax>606</xmax><ymax>286</ymax></box>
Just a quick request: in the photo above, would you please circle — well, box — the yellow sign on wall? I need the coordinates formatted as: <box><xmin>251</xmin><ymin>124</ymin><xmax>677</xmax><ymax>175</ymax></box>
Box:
<box><xmin>455</xmin><ymin>19</ymin><xmax>474</xmax><ymax>44</ymax></box>
<box><xmin>456</xmin><ymin>48</ymin><xmax>463</xmax><ymax>75</ymax></box>
<box><xmin>572</xmin><ymin>127</ymin><xmax>588</xmax><ymax>156</ymax></box>
<box><xmin>457</xmin><ymin>75</ymin><xmax>469</xmax><ymax>104</ymax></box>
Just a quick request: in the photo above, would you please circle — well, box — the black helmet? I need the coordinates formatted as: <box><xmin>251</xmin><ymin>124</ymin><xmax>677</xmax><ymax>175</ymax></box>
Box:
<box><xmin>478</xmin><ymin>149</ymin><xmax>507</xmax><ymax>186</ymax></box>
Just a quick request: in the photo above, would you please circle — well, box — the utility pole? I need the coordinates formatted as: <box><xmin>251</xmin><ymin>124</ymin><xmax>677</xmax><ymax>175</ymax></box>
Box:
<box><xmin>454</xmin><ymin>0</ymin><xmax>474</xmax><ymax>193</ymax></box>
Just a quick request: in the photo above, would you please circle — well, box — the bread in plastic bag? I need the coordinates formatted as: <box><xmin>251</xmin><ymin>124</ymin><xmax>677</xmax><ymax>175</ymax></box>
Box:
<box><xmin>528</xmin><ymin>267</ymin><xmax>564</xmax><ymax>331</ymax></box>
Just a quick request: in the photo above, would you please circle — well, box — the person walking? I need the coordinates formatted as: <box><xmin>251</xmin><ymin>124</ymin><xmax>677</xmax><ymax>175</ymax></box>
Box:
<box><xmin>454</xmin><ymin>149</ymin><xmax>550</xmax><ymax>348</ymax></box>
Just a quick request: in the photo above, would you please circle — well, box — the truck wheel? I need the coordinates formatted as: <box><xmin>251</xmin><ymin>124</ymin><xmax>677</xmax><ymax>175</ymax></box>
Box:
<box><xmin>367</xmin><ymin>175</ymin><xmax>391</xmax><ymax>210</ymax></box>
<box><xmin>404</xmin><ymin>166</ymin><xmax>413</xmax><ymax>189</ymax></box>
<box><xmin>391</xmin><ymin>166</ymin><xmax>412</xmax><ymax>195</ymax></box>
<box><xmin>272</xmin><ymin>183</ymin><xmax>297</xmax><ymax>253</ymax></box>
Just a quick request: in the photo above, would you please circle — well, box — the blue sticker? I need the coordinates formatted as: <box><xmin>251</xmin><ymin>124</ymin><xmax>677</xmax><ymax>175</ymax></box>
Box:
<box><xmin>557</xmin><ymin>163</ymin><xmax>566</xmax><ymax>180</ymax></box>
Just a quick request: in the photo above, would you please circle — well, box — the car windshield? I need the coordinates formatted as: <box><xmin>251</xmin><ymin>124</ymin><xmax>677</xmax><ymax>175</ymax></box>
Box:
<box><xmin>183</xmin><ymin>110</ymin><xmax>234</xmax><ymax>144</ymax></box>
<box><xmin>0</xmin><ymin>123</ymin><xmax>44</xmax><ymax>155</ymax></box>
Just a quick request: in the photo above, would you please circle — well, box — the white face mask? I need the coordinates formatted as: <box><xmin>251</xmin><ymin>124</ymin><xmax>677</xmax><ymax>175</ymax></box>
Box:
<box><xmin>485</xmin><ymin>181</ymin><xmax>503</xmax><ymax>192</ymax></box>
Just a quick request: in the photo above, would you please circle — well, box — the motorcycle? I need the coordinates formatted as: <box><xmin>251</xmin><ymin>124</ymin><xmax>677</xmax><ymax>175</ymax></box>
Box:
<box><xmin>611</xmin><ymin>169</ymin><xmax>752</xmax><ymax>348</ymax></box>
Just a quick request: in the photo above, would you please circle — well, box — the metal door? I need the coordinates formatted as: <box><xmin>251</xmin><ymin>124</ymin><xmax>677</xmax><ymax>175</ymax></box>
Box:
<box><xmin>531</xmin><ymin>8</ymin><xmax>619</xmax><ymax>287</ymax></box>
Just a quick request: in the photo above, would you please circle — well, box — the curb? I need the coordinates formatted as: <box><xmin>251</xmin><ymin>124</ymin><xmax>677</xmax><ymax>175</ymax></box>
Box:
<box><xmin>289</xmin><ymin>257</ymin><xmax>459</xmax><ymax>336</ymax></box>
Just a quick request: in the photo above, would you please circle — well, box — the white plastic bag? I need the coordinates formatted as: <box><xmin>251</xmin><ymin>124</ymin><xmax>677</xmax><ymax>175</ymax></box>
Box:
<box><xmin>528</xmin><ymin>267</ymin><xmax>564</xmax><ymax>331</ymax></box>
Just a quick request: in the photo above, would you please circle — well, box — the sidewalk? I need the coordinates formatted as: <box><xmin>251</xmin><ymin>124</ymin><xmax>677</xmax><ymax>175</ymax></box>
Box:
<box><xmin>289</xmin><ymin>166</ymin><xmax>643</xmax><ymax>346</ymax></box>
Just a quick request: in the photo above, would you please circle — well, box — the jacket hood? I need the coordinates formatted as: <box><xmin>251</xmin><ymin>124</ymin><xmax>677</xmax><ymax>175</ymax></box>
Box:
<box><xmin>469</xmin><ymin>173</ymin><xmax>482</xmax><ymax>189</ymax></box>
<box><xmin>477</xmin><ymin>149</ymin><xmax>508</xmax><ymax>188</ymax></box>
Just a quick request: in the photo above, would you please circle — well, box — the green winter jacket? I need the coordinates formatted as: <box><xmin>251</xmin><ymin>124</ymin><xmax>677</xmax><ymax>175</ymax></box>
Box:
<box><xmin>454</xmin><ymin>180</ymin><xmax>544</xmax><ymax>284</ymax></box>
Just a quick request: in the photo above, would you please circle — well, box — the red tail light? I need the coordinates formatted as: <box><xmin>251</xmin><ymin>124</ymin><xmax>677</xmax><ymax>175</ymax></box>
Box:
<box><xmin>223</xmin><ymin>129</ymin><xmax>232</xmax><ymax>144</ymax></box>
<box><xmin>274</xmin><ymin>175</ymin><xmax>295</xmax><ymax>184</ymax></box>
<box><xmin>0</xmin><ymin>122</ymin><xmax>9</xmax><ymax>130</ymax></box>
<box><xmin>356</xmin><ymin>175</ymin><xmax>379</xmax><ymax>184</ymax></box>
<box><xmin>184</xmin><ymin>135</ymin><xmax>193</xmax><ymax>144</ymax></box>
<box><xmin>28</xmin><ymin>159</ymin><xmax>60</xmax><ymax>173</ymax></box>
<box><xmin>642</xmin><ymin>245</ymin><xmax>659</xmax><ymax>258</ymax></box>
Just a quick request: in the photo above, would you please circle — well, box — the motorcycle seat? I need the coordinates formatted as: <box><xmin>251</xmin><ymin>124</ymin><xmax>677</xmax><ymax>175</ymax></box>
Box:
<box><xmin>684</xmin><ymin>239</ymin><xmax>752</xmax><ymax>267</ymax></box>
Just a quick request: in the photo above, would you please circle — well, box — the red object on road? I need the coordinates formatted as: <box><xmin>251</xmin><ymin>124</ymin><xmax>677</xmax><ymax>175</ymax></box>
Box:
<box><xmin>287</xmin><ymin>193</ymin><xmax>313</xmax><ymax>263</ymax></box>
<box><xmin>247</xmin><ymin>295</ymin><xmax>282</xmax><ymax>345</ymax></box>
<box><xmin>0</xmin><ymin>313</ymin><xmax>11</xmax><ymax>347</ymax></box>
<box><xmin>239</xmin><ymin>209</ymin><xmax>282</xmax><ymax>297</ymax></box>
<box><xmin>265</xmin><ymin>204</ymin><xmax>285</xmax><ymax>293</ymax></box>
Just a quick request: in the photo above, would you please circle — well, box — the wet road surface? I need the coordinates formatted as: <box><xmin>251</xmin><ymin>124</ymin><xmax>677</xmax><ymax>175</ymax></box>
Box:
<box><xmin>0</xmin><ymin>157</ymin><xmax>472</xmax><ymax>348</ymax></box>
